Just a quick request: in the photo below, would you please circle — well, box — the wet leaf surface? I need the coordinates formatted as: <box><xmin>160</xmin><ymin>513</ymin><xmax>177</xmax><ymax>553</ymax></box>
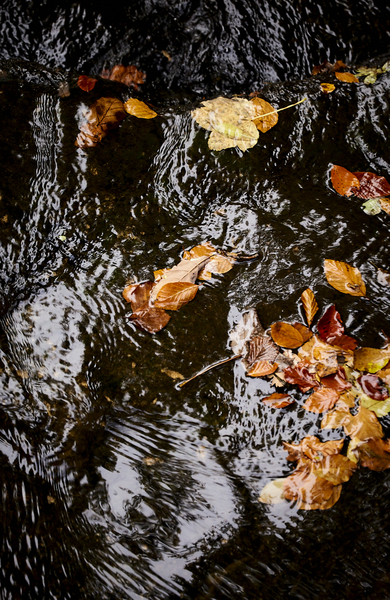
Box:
<box><xmin>356</xmin><ymin>438</ymin><xmax>390</xmax><ymax>471</ymax></box>
<box><xmin>354</xmin><ymin>347</ymin><xmax>390</xmax><ymax>373</ymax></box>
<box><xmin>250</xmin><ymin>97</ymin><xmax>278</xmax><ymax>132</ymax></box>
<box><xmin>284</xmin><ymin>362</ymin><xmax>319</xmax><ymax>392</ymax></box>
<box><xmin>101</xmin><ymin>64</ymin><xmax>145</xmax><ymax>88</ymax></box>
<box><xmin>301</xmin><ymin>288</ymin><xmax>318</xmax><ymax>327</ymax></box>
<box><xmin>335</xmin><ymin>71</ymin><xmax>359</xmax><ymax>83</ymax></box>
<box><xmin>261</xmin><ymin>392</ymin><xmax>295</xmax><ymax>408</ymax></box>
<box><xmin>342</xmin><ymin>406</ymin><xmax>383</xmax><ymax>442</ymax></box>
<box><xmin>270</xmin><ymin>322</ymin><xmax>304</xmax><ymax>348</ymax></box>
<box><xmin>351</xmin><ymin>171</ymin><xmax>390</xmax><ymax>199</ymax></box>
<box><xmin>124</xmin><ymin>98</ymin><xmax>157</xmax><ymax>119</ymax></box>
<box><xmin>324</xmin><ymin>259</ymin><xmax>366</xmax><ymax>296</ymax></box>
<box><xmin>247</xmin><ymin>360</ymin><xmax>278</xmax><ymax>377</ymax></box>
<box><xmin>75</xmin><ymin>97</ymin><xmax>127</xmax><ymax>148</ymax></box>
<box><xmin>331</xmin><ymin>165</ymin><xmax>360</xmax><ymax>197</ymax></box>
<box><xmin>357</xmin><ymin>373</ymin><xmax>389</xmax><ymax>400</ymax></box>
<box><xmin>77</xmin><ymin>74</ymin><xmax>97</xmax><ymax>91</ymax></box>
<box><xmin>303</xmin><ymin>387</ymin><xmax>339</xmax><ymax>413</ymax></box>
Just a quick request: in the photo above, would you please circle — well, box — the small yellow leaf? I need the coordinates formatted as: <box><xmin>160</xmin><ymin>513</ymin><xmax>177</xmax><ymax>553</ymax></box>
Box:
<box><xmin>335</xmin><ymin>72</ymin><xmax>359</xmax><ymax>83</ymax></box>
<box><xmin>124</xmin><ymin>98</ymin><xmax>157</xmax><ymax>119</ymax></box>
<box><xmin>301</xmin><ymin>288</ymin><xmax>319</xmax><ymax>327</ymax></box>
<box><xmin>320</xmin><ymin>83</ymin><xmax>335</xmax><ymax>94</ymax></box>
<box><xmin>324</xmin><ymin>259</ymin><xmax>366</xmax><ymax>296</ymax></box>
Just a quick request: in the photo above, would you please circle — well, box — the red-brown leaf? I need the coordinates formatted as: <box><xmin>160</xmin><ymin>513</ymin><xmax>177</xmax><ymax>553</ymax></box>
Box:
<box><xmin>101</xmin><ymin>65</ymin><xmax>146</xmax><ymax>89</ymax></box>
<box><xmin>261</xmin><ymin>393</ymin><xmax>294</xmax><ymax>408</ymax></box>
<box><xmin>317</xmin><ymin>305</ymin><xmax>344</xmax><ymax>344</ymax></box>
<box><xmin>123</xmin><ymin>281</ymin><xmax>154</xmax><ymax>312</ymax></box>
<box><xmin>357</xmin><ymin>373</ymin><xmax>389</xmax><ymax>401</ymax></box>
<box><xmin>129</xmin><ymin>307</ymin><xmax>171</xmax><ymax>333</ymax></box>
<box><xmin>332</xmin><ymin>334</ymin><xmax>358</xmax><ymax>351</ymax></box>
<box><xmin>351</xmin><ymin>171</ymin><xmax>390</xmax><ymax>199</ymax></box>
<box><xmin>321</xmin><ymin>367</ymin><xmax>351</xmax><ymax>393</ymax></box>
<box><xmin>75</xmin><ymin>97</ymin><xmax>127</xmax><ymax>148</ymax></box>
<box><xmin>284</xmin><ymin>362</ymin><xmax>319</xmax><ymax>392</ymax></box>
<box><xmin>77</xmin><ymin>75</ymin><xmax>97</xmax><ymax>92</ymax></box>
<box><xmin>331</xmin><ymin>165</ymin><xmax>360</xmax><ymax>197</ymax></box>
<box><xmin>303</xmin><ymin>387</ymin><xmax>339</xmax><ymax>413</ymax></box>
<box><xmin>357</xmin><ymin>438</ymin><xmax>390</xmax><ymax>471</ymax></box>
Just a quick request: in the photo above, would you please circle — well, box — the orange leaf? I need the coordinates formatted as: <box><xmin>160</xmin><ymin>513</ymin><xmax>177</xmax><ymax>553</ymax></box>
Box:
<box><xmin>357</xmin><ymin>438</ymin><xmax>390</xmax><ymax>471</ymax></box>
<box><xmin>283</xmin><ymin>468</ymin><xmax>335</xmax><ymax>507</ymax></box>
<box><xmin>271</xmin><ymin>322</ymin><xmax>304</xmax><ymax>349</ymax></box>
<box><xmin>124</xmin><ymin>98</ymin><xmax>157</xmax><ymax>119</ymax></box>
<box><xmin>342</xmin><ymin>406</ymin><xmax>383</xmax><ymax>442</ymax></box>
<box><xmin>77</xmin><ymin>75</ymin><xmax>97</xmax><ymax>92</ymax></box>
<box><xmin>311</xmin><ymin>454</ymin><xmax>356</xmax><ymax>485</ymax></box>
<box><xmin>154</xmin><ymin>282</ymin><xmax>199</xmax><ymax>311</ymax></box>
<box><xmin>283</xmin><ymin>436</ymin><xmax>344</xmax><ymax>462</ymax></box>
<box><xmin>123</xmin><ymin>281</ymin><xmax>154</xmax><ymax>312</ymax></box>
<box><xmin>101</xmin><ymin>65</ymin><xmax>145</xmax><ymax>89</ymax></box>
<box><xmin>303</xmin><ymin>387</ymin><xmax>339</xmax><ymax>413</ymax></box>
<box><xmin>321</xmin><ymin>404</ymin><xmax>351</xmax><ymax>429</ymax></box>
<box><xmin>75</xmin><ymin>97</ymin><xmax>127</xmax><ymax>148</ymax></box>
<box><xmin>301</xmin><ymin>288</ymin><xmax>318</xmax><ymax>327</ymax></box>
<box><xmin>247</xmin><ymin>360</ymin><xmax>278</xmax><ymax>377</ymax></box>
<box><xmin>320</xmin><ymin>83</ymin><xmax>335</xmax><ymax>94</ymax></box>
<box><xmin>331</xmin><ymin>165</ymin><xmax>360</xmax><ymax>197</ymax></box>
<box><xmin>262</xmin><ymin>393</ymin><xmax>295</xmax><ymax>408</ymax></box>
<box><xmin>198</xmin><ymin>254</ymin><xmax>233</xmax><ymax>280</ymax></box>
<box><xmin>250</xmin><ymin>97</ymin><xmax>278</xmax><ymax>133</ymax></box>
<box><xmin>182</xmin><ymin>242</ymin><xmax>216</xmax><ymax>260</ymax></box>
<box><xmin>129</xmin><ymin>307</ymin><xmax>171</xmax><ymax>333</ymax></box>
<box><xmin>324</xmin><ymin>259</ymin><xmax>366</xmax><ymax>296</ymax></box>
<box><xmin>380</xmin><ymin>198</ymin><xmax>390</xmax><ymax>214</ymax></box>
<box><xmin>293</xmin><ymin>322</ymin><xmax>313</xmax><ymax>343</ymax></box>
<box><xmin>335</xmin><ymin>72</ymin><xmax>359</xmax><ymax>83</ymax></box>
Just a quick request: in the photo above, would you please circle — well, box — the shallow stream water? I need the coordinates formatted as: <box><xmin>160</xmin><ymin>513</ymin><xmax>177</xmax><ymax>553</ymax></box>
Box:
<box><xmin>1</xmin><ymin>1</ymin><xmax>390</xmax><ymax>598</ymax></box>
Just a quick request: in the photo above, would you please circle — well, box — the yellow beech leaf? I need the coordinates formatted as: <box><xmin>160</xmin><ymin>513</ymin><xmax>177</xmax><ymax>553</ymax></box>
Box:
<box><xmin>335</xmin><ymin>72</ymin><xmax>359</xmax><ymax>83</ymax></box>
<box><xmin>301</xmin><ymin>288</ymin><xmax>319</xmax><ymax>327</ymax></box>
<box><xmin>250</xmin><ymin>97</ymin><xmax>278</xmax><ymax>132</ymax></box>
<box><xmin>271</xmin><ymin>322</ymin><xmax>304</xmax><ymax>349</ymax></box>
<box><xmin>324</xmin><ymin>259</ymin><xmax>366</xmax><ymax>296</ymax></box>
<box><xmin>320</xmin><ymin>83</ymin><xmax>335</xmax><ymax>94</ymax></box>
<box><xmin>153</xmin><ymin>281</ymin><xmax>199</xmax><ymax>311</ymax></box>
<box><xmin>124</xmin><ymin>98</ymin><xmax>157</xmax><ymax>119</ymax></box>
<box><xmin>198</xmin><ymin>254</ymin><xmax>234</xmax><ymax>280</ymax></box>
<box><xmin>354</xmin><ymin>347</ymin><xmax>390</xmax><ymax>373</ymax></box>
<box><xmin>321</xmin><ymin>404</ymin><xmax>350</xmax><ymax>429</ymax></box>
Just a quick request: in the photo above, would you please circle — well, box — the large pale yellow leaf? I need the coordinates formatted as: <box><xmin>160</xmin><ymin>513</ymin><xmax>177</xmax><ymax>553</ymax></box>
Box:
<box><xmin>354</xmin><ymin>347</ymin><xmax>390</xmax><ymax>373</ymax></box>
<box><xmin>324</xmin><ymin>259</ymin><xmax>366</xmax><ymax>296</ymax></box>
<box><xmin>301</xmin><ymin>288</ymin><xmax>319</xmax><ymax>327</ymax></box>
<box><xmin>250</xmin><ymin>97</ymin><xmax>278</xmax><ymax>132</ymax></box>
<box><xmin>154</xmin><ymin>282</ymin><xmax>199</xmax><ymax>311</ymax></box>
<box><xmin>124</xmin><ymin>98</ymin><xmax>157</xmax><ymax>119</ymax></box>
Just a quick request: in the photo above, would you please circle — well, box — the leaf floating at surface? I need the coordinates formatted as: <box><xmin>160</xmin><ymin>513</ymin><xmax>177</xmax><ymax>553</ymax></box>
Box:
<box><xmin>342</xmin><ymin>406</ymin><xmax>383</xmax><ymax>442</ymax></box>
<box><xmin>182</xmin><ymin>242</ymin><xmax>216</xmax><ymax>260</ymax></box>
<box><xmin>262</xmin><ymin>393</ymin><xmax>295</xmax><ymax>408</ymax></box>
<box><xmin>321</xmin><ymin>405</ymin><xmax>351</xmax><ymax>429</ymax></box>
<box><xmin>284</xmin><ymin>436</ymin><xmax>344</xmax><ymax>462</ymax></box>
<box><xmin>311</xmin><ymin>454</ymin><xmax>357</xmax><ymax>485</ymax></box>
<box><xmin>250</xmin><ymin>97</ymin><xmax>278</xmax><ymax>132</ymax></box>
<box><xmin>331</xmin><ymin>165</ymin><xmax>360</xmax><ymax>197</ymax></box>
<box><xmin>75</xmin><ymin>97</ymin><xmax>127</xmax><ymax>148</ymax></box>
<box><xmin>293</xmin><ymin>323</ymin><xmax>313</xmax><ymax>343</ymax></box>
<box><xmin>354</xmin><ymin>347</ymin><xmax>390</xmax><ymax>373</ymax></box>
<box><xmin>321</xmin><ymin>367</ymin><xmax>351</xmax><ymax>393</ymax></box>
<box><xmin>324</xmin><ymin>259</ymin><xmax>366</xmax><ymax>296</ymax></box>
<box><xmin>335</xmin><ymin>71</ymin><xmax>359</xmax><ymax>83</ymax></box>
<box><xmin>351</xmin><ymin>171</ymin><xmax>390</xmax><ymax>199</ymax></box>
<box><xmin>161</xmin><ymin>368</ymin><xmax>185</xmax><ymax>380</ymax></box>
<box><xmin>301</xmin><ymin>288</ymin><xmax>318</xmax><ymax>327</ymax></box>
<box><xmin>271</xmin><ymin>322</ymin><xmax>304</xmax><ymax>349</ymax></box>
<box><xmin>124</xmin><ymin>98</ymin><xmax>157</xmax><ymax>119</ymax></box>
<box><xmin>123</xmin><ymin>281</ymin><xmax>155</xmax><ymax>312</ymax></box>
<box><xmin>303</xmin><ymin>387</ymin><xmax>339</xmax><ymax>413</ymax></box>
<box><xmin>320</xmin><ymin>83</ymin><xmax>335</xmax><ymax>94</ymax></box>
<box><xmin>357</xmin><ymin>373</ymin><xmax>389</xmax><ymax>401</ymax></box>
<box><xmin>359</xmin><ymin>395</ymin><xmax>390</xmax><ymax>418</ymax></box>
<box><xmin>362</xmin><ymin>198</ymin><xmax>382</xmax><ymax>215</ymax></box>
<box><xmin>198</xmin><ymin>254</ymin><xmax>234</xmax><ymax>280</ymax></box>
<box><xmin>150</xmin><ymin>255</ymin><xmax>210</xmax><ymax>303</ymax></box>
<box><xmin>77</xmin><ymin>75</ymin><xmax>97</xmax><ymax>91</ymax></box>
<box><xmin>284</xmin><ymin>362</ymin><xmax>319</xmax><ymax>392</ymax></box>
<box><xmin>380</xmin><ymin>198</ymin><xmax>390</xmax><ymax>214</ymax></box>
<box><xmin>154</xmin><ymin>281</ymin><xmax>199</xmax><ymax>311</ymax></box>
<box><xmin>317</xmin><ymin>304</ymin><xmax>344</xmax><ymax>343</ymax></box>
<box><xmin>101</xmin><ymin>65</ymin><xmax>145</xmax><ymax>89</ymax></box>
<box><xmin>247</xmin><ymin>360</ymin><xmax>278</xmax><ymax>377</ymax></box>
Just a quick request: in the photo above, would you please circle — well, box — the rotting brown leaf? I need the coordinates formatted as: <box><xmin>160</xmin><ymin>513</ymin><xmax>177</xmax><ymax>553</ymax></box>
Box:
<box><xmin>129</xmin><ymin>306</ymin><xmax>171</xmax><ymax>334</ymax></box>
<box><xmin>101</xmin><ymin>65</ymin><xmax>145</xmax><ymax>89</ymax></box>
<box><xmin>76</xmin><ymin>97</ymin><xmax>127</xmax><ymax>148</ymax></box>
<box><xmin>324</xmin><ymin>259</ymin><xmax>366</xmax><ymax>297</ymax></box>
<box><xmin>301</xmin><ymin>288</ymin><xmax>318</xmax><ymax>327</ymax></box>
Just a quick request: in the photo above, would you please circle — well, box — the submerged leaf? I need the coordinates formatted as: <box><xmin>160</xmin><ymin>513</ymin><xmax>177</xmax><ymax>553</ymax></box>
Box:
<box><xmin>357</xmin><ymin>438</ymin><xmax>390</xmax><ymax>471</ymax></box>
<box><xmin>77</xmin><ymin>75</ymin><xmax>97</xmax><ymax>91</ymax></box>
<box><xmin>324</xmin><ymin>259</ymin><xmax>366</xmax><ymax>296</ymax></box>
<box><xmin>262</xmin><ymin>393</ymin><xmax>295</xmax><ymax>408</ymax></box>
<box><xmin>258</xmin><ymin>478</ymin><xmax>286</xmax><ymax>504</ymax></box>
<box><xmin>101</xmin><ymin>65</ymin><xmax>145</xmax><ymax>89</ymax></box>
<box><xmin>76</xmin><ymin>97</ymin><xmax>127</xmax><ymax>148</ymax></box>
<box><xmin>317</xmin><ymin>305</ymin><xmax>344</xmax><ymax>343</ymax></box>
<box><xmin>124</xmin><ymin>98</ymin><xmax>157</xmax><ymax>119</ymax></box>
<box><xmin>301</xmin><ymin>288</ymin><xmax>318</xmax><ymax>327</ymax></box>
<box><xmin>283</xmin><ymin>436</ymin><xmax>344</xmax><ymax>462</ymax></box>
<box><xmin>129</xmin><ymin>306</ymin><xmax>171</xmax><ymax>333</ymax></box>
<box><xmin>229</xmin><ymin>309</ymin><xmax>265</xmax><ymax>356</ymax></box>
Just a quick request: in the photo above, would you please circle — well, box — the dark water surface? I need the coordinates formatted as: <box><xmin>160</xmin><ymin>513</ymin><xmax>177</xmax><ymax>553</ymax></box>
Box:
<box><xmin>1</xmin><ymin>1</ymin><xmax>390</xmax><ymax>598</ymax></box>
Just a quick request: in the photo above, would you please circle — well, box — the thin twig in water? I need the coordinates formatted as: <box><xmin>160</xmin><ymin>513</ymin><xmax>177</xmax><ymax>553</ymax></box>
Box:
<box><xmin>178</xmin><ymin>354</ymin><xmax>242</xmax><ymax>388</ymax></box>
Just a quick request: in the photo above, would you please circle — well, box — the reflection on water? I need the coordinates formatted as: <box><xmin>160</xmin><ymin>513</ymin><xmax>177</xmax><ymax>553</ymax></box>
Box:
<box><xmin>1</xmin><ymin>0</ymin><xmax>390</xmax><ymax>598</ymax></box>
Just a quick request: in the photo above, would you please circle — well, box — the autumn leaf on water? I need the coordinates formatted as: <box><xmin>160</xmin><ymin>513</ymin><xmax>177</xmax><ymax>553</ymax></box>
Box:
<box><xmin>250</xmin><ymin>97</ymin><xmax>278</xmax><ymax>132</ymax></box>
<box><xmin>321</xmin><ymin>404</ymin><xmax>351</xmax><ymax>429</ymax></box>
<box><xmin>301</xmin><ymin>288</ymin><xmax>318</xmax><ymax>327</ymax></box>
<box><xmin>258</xmin><ymin>478</ymin><xmax>287</xmax><ymax>504</ymax></box>
<box><xmin>303</xmin><ymin>387</ymin><xmax>339</xmax><ymax>413</ymax></box>
<box><xmin>124</xmin><ymin>98</ymin><xmax>157</xmax><ymax>119</ymax></box>
<box><xmin>247</xmin><ymin>360</ymin><xmax>278</xmax><ymax>377</ymax></box>
<box><xmin>356</xmin><ymin>438</ymin><xmax>390</xmax><ymax>471</ymax></box>
<box><xmin>320</xmin><ymin>83</ymin><xmax>335</xmax><ymax>94</ymax></box>
<box><xmin>342</xmin><ymin>406</ymin><xmax>383</xmax><ymax>443</ymax></box>
<box><xmin>357</xmin><ymin>373</ymin><xmax>389</xmax><ymax>401</ymax></box>
<box><xmin>77</xmin><ymin>75</ymin><xmax>97</xmax><ymax>92</ymax></box>
<box><xmin>316</xmin><ymin>304</ymin><xmax>357</xmax><ymax>351</ymax></box>
<box><xmin>321</xmin><ymin>366</ymin><xmax>351</xmax><ymax>393</ymax></box>
<box><xmin>123</xmin><ymin>281</ymin><xmax>170</xmax><ymax>334</ymax></box>
<box><xmin>75</xmin><ymin>97</ymin><xmax>127</xmax><ymax>148</ymax></box>
<box><xmin>324</xmin><ymin>259</ymin><xmax>366</xmax><ymax>296</ymax></box>
<box><xmin>270</xmin><ymin>322</ymin><xmax>305</xmax><ymax>349</ymax></box>
<box><xmin>353</xmin><ymin>346</ymin><xmax>390</xmax><ymax>373</ymax></box>
<box><xmin>284</xmin><ymin>361</ymin><xmax>319</xmax><ymax>392</ymax></box>
<box><xmin>331</xmin><ymin>165</ymin><xmax>360</xmax><ymax>197</ymax></box>
<box><xmin>283</xmin><ymin>436</ymin><xmax>344</xmax><ymax>462</ymax></box>
<box><xmin>101</xmin><ymin>65</ymin><xmax>145</xmax><ymax>89</ymax></box>
<box><xmin>312</xmin><ymin>59</ymin><xmax>347</xmax><ymax>75</ymax></box>
<box><xmin>262</xmin><ymin>393</ymin><xmax>295</xmax><ymax>408</ymax></box>
<box><xmin>351</xmin><ymin>171</ymin><xmax>390</xmax><ymax>199</ymax></box>
<box><xmin>335</xmin><ymin>71</ymin><xmax>359</xmax><ymax>83</ymax></box>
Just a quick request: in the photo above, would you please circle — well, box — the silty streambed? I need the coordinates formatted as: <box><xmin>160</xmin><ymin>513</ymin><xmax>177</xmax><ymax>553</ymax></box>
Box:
<box><xmin>1</xmin><ymin>1</ymin><xmax>390</xmax><ymax>598</ymax></box>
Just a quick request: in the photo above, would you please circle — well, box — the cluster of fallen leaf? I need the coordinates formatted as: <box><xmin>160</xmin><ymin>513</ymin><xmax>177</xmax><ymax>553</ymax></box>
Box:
<box><xmin>312</xmin><ymin>58</ymin><xmax>390</xmax><ymax>94</ymax></box>
<box><xmin>331</xmin><ymin>164</ymin><xmax>390</xmax><ymax>216</ymax></box>
<box><xmin>240</xmin><ymin>267</ymin><xmax>390</xmax><ymax>510</ymax></box>
<box><xmin>123</xmin><ymin>242</ymin><xmax>235</xmax><ymax>333</ymax></box>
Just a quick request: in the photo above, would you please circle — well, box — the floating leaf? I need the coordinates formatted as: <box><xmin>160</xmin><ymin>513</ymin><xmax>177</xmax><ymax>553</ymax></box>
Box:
<box><xmin>262</xmin><ymin>393</ymin><xmax>295</xmax><ymax>408</ymax></box>
<box><xmin>324</xmin><ymin>259</ymin><xmax>366</xmax><ymax>296</ymax></box>
<box><xmin>183</xmin><ymin>242</ymin><xmax>216</xmax><ymax>260</ymax></box>
<box><xmin>335</xmin><ymin>72</ymin><xmax>359</xmax><ymax>83</ymax></box>
<box><xmin>76</xmin><ymin>97</ymin><xmax>127</xmax><ymax>148</ymax></box>
<box><xmin>354</xmin><ymin>347</ymin><xmax>390</xmax><ymax>373</ymax></box>
<box><xmin>331</xmin><ymin>165</ymin><xmax>360</xmax><ymax>197</ymax></box>
<box><xmin>301</xmin><ymin>288</ymin><xmax>318</xmax><ymax>327</ymax></box>
<box><xmin>321</xmin><ymin>404</ymin><xmax>351</xmax><ymax>429</ymax></box>
<box><xmin>303</xmin><ymin>387</ymin><xmax>339</xmax><ymax>413</ymax></box>
<box><xmin>151</xmin><ymin>255</ymin><xmax>210</xmax><ymax>303</ymax></box>
<box><xmin>311</xmin><ymin>454</ymin><xmax>357</xmax><ymax>485</ymax></box>
<box><xmin>271</xmin><ymin>322</ymin><xmax>304</xmax><ymax>349</ymax></box>
<box><xmin>317</xmin><ymin>305</ymin><xmax>344</xmax><ymax>343</ymax></box>
<box><xmin>284</xmin><ymin>436</ymin><xmax>344</xmax><ymax>462</ymax></box>
<box><xmin>101</xmin><ymin>65</ymin><xmax>145</xmax><ymax>89</ymax></box>
<box><xmin>359</xmin><ymin>395</ymin><xmax>390</xmax><ymax>418</ymax></box>
<box><xmin>284</xmin><ymin>362</ymin><xmax>319</xmax><ymax>392</ymax></box>
<box><xmin>357</xmin><ymin>373</ymin><xmax>389</xmax><ymax>401</ymax></box>
<box><xmin>356</xmin><ymin>438</ymin><xmax>390</xmax><ymax>471</ymax></box>
<box><xmin>320</xmin><ymin>83</ymin><xmax>335</xmax><ymax>94</ymax></box>
<box><xmin>258</xmin><ymin>478</ymin><xmax>286</xmax><ymax>504</ymax></box>
<box><xmin>124</xmin><ymin>98</ymin><xmax>157</xmax><ymax>119</ymax></box>
<box><xmin>244</xmin><ymin>335</ymin><xmax>279</xmax><ymax>368</ymax></box>
<box><xmin>293</xmin><ymin>323</ymin><xmax>313</xmax><ymax>343</ymax></box>
<box><xmin>283</xmin><ymin>468</ymin><xmax>336</xmax><ymax>508</ymax></box>
<box><xmin>380</xmin><ymin>198</ymin><xmax>390</xmax><ymax>214</ymax></box>
<box><xmin>154</xmin><ymin>281</ymin><xmax>199</xmax><ymax>311</ymax></box>
<box><xmin>377</xmin><ymin>366</ymin><xmax>390</xmax><ymax>385</ymax></box>
<box><xmin>321</xmin><ymin>367</ymin><xmax>351</xmax><ymax>393</ymax></box>
<box><xmin>342</xmin><ymin>406</ymin><xmax>383</xmax><ymax>442</ymax></box>
<box><xmin>351</xmin><ymin>171</ymin><xmax>390</xmax><ymax>199</ymax></box>
<box><xmin>198</xmin><ymin>254</ymin><xmax>234</xmax><ymax>280</ymax></box>
<box><xmin>77</xmin><ymin>75</ymin><xmax>97</xmax><ymax>92</ymax></box>
<box><xmin>247</xmin><ymin>361</ymin><xmax>278</xmax><ymax>377</ymax></box>
<box><xmin>123</xmin><ymin>281</ymin><xmax>154</xmax><ymax>312</ymax></box>
<box><xmin>250</xmin><ymin>97</ymin><xmax>278</xmax><ymax>132</ymax></box>
<box><xmin>362</xmin><ymin>198</ymin><xmax>382</xmax><ymax>215</ymax></box>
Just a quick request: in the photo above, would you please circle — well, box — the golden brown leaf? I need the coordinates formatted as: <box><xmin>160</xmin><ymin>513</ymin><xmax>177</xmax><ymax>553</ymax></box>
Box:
<box><xmin>247</xmin><ymin>361</ymin><xmax>278</xmax><ymax>377</ymax></box>
<box><xmin>354</xmin><ymin>347</ymin><xmax>390</xmax><ymax>373</ymax></box>
<box><xmin>377</xmin><ymin>366</ymin><xmax>390</xmax><ymax>385</ymax></box>
<box><xmin>356</xmin><ymin>438</ymin><xmax>390</xmax><ymax>471</ymax></box>
<box><xmin>338</xmin><ymin>390</ymin><xmax>357</xmax><ymax>408</ymax></box>
<box><xmin>293</xmin><ymin>322</ymin><xmax>313</xmax><ymax>343</ymax></box>
<box><xmin>150</xmin><ymin>255</ymin><xmax>210</xmax><ymax>302</ymax></box>
<box><xmin>342</xmin><ymin>406</ymin><xmax>383</xmax><ymax>442</ymax></box>
<box><xmin>303</xmin><ymin>387</ymin><xmax>339</xmax><ymax>413</ymax></box>
<box><xmin>161</xmin><ymin>368</ymin><xmax>184</xmax><ymax>380</ymax></box>
<box><xmin>301</xmin><ymin>288</ymin><xmax>318</xmax><ymax>327</ymax></box>
<box><xmin>380</xmin><ymin>198</ymin><xmax>390</xmax><ymax>214</ymax></box>
<box><xmin>75</xmin><ymin>97</ymin><xmax>127</xmax><ymax>148</ymax></box>
<box><xmin>182</xmin><ymin>242</ymin><xmax>216</xmax><ymax>260</ymax></box>
<box><xmin>270</xmin><ymin>322</ymin><xmax>304</xmax><ymax>349</ymax></box>
<box><xmin>153</xmin><ymin>282</ymin><xmax>199</xmax><ymax>311</ymax></box>
<box><xmin>101</xmin><ymin>65</ymin><xmax>145</xmax><ymax>89</ymax></box>
<box><xmin>198</xmin><ymin>254</ymin><xmax>233</xmax><ymax>280</ymax></box>
<box><xmin>331</xmin><ymin>165</ymin><xmax>360</xmax><ymax>197</ymax></box>
<box><xmin>250</xmin><ymin>97</ymin><xmax>278</xmax><ymax>132</ymax></box>
<box><xmin>320</xmin><ymin>83</ymin><xmax>335</xmax><ymax>94</ymax></box>
<box><xmin>124</xmin><ymin>98</ymin><xmax>157</xmax><ymax>119</ymax></box>
<box><xmin>283</xmin><ymin>436</ymin><xmax>344</xmax><ymax>462</ymax></box>
<box><xmin>123</xmin><ymin>281</ymin><xmax>154</xmax><ymax>312</ymax></box>
<box><xmin>324</xmin><ymin>259</ymin><xmax>366</xmax><ymax>296</ymax></box>
<box><xmin>311</xmin><ymin>454</ymin><xmax>357</xmax><ymax>485</ymax></box>
<box><xmin>321</xmin><ymin>404</ymin><xmax>350</xmax><ymax>429</ymax></box>
<box><xmin>262</xmin><ymin>393</ymin><xmax>295</xmax><ymax>408</ymax></box>
<box><xmin>283</xmin><ymin>468</ymin><xmax>336</xmax><ymax>506</ymax></box>
<box><xmin>335</xmin><ymin>71</ymin><xmax>359</xmax><ymax>83</ymax></box>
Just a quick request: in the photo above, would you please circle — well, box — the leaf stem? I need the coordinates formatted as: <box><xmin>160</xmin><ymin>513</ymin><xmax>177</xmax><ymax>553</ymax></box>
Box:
<box><xmin>256</xmin><ymin>97</ymin><xmax>307</xmax><ymax>119</ymax></box>
<box><xmin>178</xmin><ymin>354</ymin><xmax>241</xmax><ymax>388</ymax></box>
